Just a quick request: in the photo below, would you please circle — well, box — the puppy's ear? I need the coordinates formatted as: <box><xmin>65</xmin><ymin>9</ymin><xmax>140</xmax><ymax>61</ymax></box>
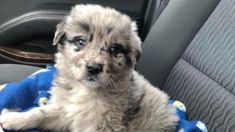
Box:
<box><xmin>130</xmin><ymin>22</ymin><xmax>142</xmax><ymax>66</ymax></box>
<box><xmin>131</xmin><ymin>48</ymin><xmax>141</xmax><ymax>67</ymax></box>
<box><xmin>53</xmin><ymin>21</ymin><xmax>65</xmax><ymax>45</ymax></box>
<box><xmin>133</xmin><ymin>49</ymin><xmax>141</xmax><ymax>64</ymax></box>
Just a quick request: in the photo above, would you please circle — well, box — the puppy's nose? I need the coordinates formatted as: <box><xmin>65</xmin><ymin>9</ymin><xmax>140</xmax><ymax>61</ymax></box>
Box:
<box><xmin>86</xmin><ymin>63</ymin><xmax>103</xmax><ymax>75</ymax></box>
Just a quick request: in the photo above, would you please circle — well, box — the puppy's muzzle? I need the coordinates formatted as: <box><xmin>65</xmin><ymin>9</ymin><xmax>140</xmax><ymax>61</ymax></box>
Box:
<box><xmin>86</xmin><ymin>62</ymin><xmax>103</xmax><ymax>75</ymax></box>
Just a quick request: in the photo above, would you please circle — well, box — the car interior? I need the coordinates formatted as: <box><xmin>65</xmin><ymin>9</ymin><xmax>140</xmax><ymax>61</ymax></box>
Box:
<box><xmin>0</xmin><ymin>0</ymin><xmax>234</xmax><ymax>131</ymax></box>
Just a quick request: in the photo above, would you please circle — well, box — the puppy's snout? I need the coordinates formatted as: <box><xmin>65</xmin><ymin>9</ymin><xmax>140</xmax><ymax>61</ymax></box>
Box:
<box><xmin>86</xmin><ymin>62</ymin><xmax>103</xmax><ymax>75</ymax></box>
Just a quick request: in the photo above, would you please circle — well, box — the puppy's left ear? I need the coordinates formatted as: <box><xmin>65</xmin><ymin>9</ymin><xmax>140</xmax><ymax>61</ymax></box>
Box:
<box><xmin>130</xmin><ymin>22</ymin><xmax>142</xmax><ymax>66</ymax></box>
<box><xmin>53</xmin><ymin>21</ymin><xmax>65</xmax><ymax>45</ymax></box>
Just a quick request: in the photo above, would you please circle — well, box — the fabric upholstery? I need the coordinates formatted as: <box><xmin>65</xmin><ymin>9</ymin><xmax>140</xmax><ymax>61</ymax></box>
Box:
<box><xmin>164</xmin><ymin>0</ymin><xmax>235</xmax><ymax>131</ymax></box>
<box><xmin>137</xmin><ymin>0</ymin><xmax>221</xmax><ymax>88</ymax></box>
<box><xmin>0</xmin><ymin>64</ymin><xmax>41</xmax><ymax>84</ymax></box>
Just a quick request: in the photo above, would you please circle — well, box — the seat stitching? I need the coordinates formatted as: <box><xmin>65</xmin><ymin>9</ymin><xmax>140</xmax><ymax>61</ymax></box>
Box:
<box><xmin>181</xmin><ymin>58</ymin><xmax>235</xmax><ymax>96</ymax></box>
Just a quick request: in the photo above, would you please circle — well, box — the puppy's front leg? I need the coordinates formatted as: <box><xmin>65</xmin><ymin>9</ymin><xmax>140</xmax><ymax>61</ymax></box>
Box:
<box><xmin>0</xmin><ymin>126</ymin><xmax>3</xmax><ymax>132</ymax></box>
<box><xmin>0</xmin><ymin>104</ymin><xmax>60</xmax><ymax>131</ymax></box>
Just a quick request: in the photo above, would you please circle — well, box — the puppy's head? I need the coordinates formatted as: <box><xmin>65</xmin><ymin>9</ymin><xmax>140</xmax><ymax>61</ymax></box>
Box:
<box><xmin>54</xmin><ymin>4</ymin><xmax>142</xmax><ymax>88</ymax></box>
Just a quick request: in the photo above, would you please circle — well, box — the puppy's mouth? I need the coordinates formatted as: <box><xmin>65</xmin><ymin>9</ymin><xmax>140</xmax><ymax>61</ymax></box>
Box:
<box><xmin>80</xmin><ymin>74</ymin><xmax>101</xmax><ymax>88</ymax></box>
<box><xmin>86</xmin><ymin>75</ymin><xmax>98</xmax><ymax>82</ymax></box>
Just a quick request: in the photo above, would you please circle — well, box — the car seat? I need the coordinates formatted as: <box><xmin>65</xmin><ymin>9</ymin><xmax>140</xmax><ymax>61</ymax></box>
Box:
<box><xmin>1</xmin><ymin>0</ymin><xmax>234</xmax><ymax>131</ymax></box>
<box><xmin>138</xmin><ymin>0</ymin><xmax>234</xmax><ymax>131</ymax></box>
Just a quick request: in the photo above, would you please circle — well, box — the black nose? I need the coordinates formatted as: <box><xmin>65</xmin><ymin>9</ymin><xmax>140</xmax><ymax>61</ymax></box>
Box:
<box><xmin>86</xmin><ymin>63</ymin><xmax>103</xmax><ymax>75</ymax></box>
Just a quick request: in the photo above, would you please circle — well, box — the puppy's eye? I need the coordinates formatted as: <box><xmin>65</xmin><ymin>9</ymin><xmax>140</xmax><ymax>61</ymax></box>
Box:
<box><xmin>74</xmin><ymin>39</ymin><xmax>86</xmax><ymax>46</ymax></box>
<box><xmin>67</xmin><ymin>36</ymin><xmax>87</xmax><ymax>46</ymax></box>
<box><xmin>109</xmin><ymin>44</ymin><xmax>127</xmax><ymax>57</ymax></box>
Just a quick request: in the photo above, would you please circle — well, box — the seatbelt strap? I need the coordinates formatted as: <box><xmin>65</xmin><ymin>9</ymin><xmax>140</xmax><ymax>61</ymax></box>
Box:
<box><xmin>153</xmin><ymin>0</ymin><xmax>171</xmax><ymax>22</ymax></box>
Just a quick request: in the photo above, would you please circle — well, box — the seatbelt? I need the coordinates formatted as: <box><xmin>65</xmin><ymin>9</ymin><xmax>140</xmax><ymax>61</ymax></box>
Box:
<box><xmin>141</xmin><ymin>0</ymin><xmax>171</xmax><ymax>40</ymax></box>
<box><xmin>153</xmin><ymin>0</ymin><xmax>171</xmax><ymax>22</ymax></box>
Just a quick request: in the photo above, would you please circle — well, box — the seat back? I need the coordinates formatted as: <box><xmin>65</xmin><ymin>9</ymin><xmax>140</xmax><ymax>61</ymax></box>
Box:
<box><xmin>137</xmin><ymin>0</ymin><xmax>220</xmax><ymax>88</ymax></box>
<box><xmin>164</xmin><ymin>0</ymin><xmax>235</xmax><ymax>131</ymax></box>
<box><xmin>138</xmin><ymin>0</ymin><xmax>235</xmax><ymax>131</ymax></box>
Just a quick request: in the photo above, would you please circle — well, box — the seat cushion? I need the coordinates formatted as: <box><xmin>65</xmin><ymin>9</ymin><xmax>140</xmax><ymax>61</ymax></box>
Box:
<box><xmin>164</xmin><ymin>0</ymin><xmax>235</xmax><ymax>131</ymax></box>
<box><xmin>137</xmin><ymin>0</ymin><xmax>220</xmax><ymax>88</ymax></box>
<box><xmin>0</xmin><ymin>64</ymin><xmax>41</xmax><ymax>84</ymax></box>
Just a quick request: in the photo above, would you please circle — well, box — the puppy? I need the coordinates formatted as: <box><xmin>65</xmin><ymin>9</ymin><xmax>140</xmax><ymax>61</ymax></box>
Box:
<box><xmin>0</xmin><ymin>4</ymin><xmax>178</xmax><ymax>132</ymax></box>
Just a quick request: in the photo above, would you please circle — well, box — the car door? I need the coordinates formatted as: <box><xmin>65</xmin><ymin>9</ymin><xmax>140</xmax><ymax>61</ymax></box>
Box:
<box><xmin>0</xmin><ymin>0</ymin><xmax>152</xmax><ymax>67</ymax></box>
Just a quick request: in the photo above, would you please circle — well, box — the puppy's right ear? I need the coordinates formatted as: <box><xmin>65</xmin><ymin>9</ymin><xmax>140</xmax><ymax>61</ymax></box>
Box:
<box><xmin>53</xmin><ymin>21</ymin><xmax>65</xmax><ymax>45</ymax></box>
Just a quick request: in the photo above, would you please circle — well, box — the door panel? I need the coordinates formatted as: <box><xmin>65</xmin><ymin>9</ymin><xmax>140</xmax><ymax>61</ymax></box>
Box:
<box><xmin>0</xmin><ymin>0</ymin><xmax>149</xmax><ymax>66</ymax></box>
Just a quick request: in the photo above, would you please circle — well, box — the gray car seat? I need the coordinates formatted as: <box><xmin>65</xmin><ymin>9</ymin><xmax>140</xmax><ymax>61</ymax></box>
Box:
<box><xmin>138</xmin><ymin>0</ymin><xmax>234</xmax><ymax>131</ymax></box>
<box><xmin>1</xmin><ymin>0</ymin><xmax>235</xmax><ymax>131</ymax></box>
<box><xmin>0</xmin><ymin>64</ymin><xmax>41</xmax><ymax>84</ymax></box>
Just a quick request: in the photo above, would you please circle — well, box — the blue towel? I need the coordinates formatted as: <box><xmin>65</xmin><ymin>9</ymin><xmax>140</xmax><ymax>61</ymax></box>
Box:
<box><xmin>0</xmin><ymin>65</ymin><xmax>207</xmax><ymax>132</ymax></box>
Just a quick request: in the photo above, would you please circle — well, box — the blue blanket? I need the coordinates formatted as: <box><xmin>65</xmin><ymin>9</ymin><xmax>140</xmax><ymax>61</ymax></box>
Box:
<box><xmin>0</xmin><ymin>65</ymin><xmax>207</xmax><ymax>132</ymax></box>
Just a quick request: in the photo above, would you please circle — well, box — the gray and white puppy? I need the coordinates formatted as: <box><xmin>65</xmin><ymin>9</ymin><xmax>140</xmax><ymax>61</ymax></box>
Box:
<box><xmin>0</xmin><ymin>4</ymin><xmax>178</xmax><ymax>132</ymax></box>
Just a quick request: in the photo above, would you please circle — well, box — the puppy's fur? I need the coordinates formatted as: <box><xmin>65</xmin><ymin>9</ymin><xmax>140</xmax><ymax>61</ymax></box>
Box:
<box><xmin>0</xmin><ymin>5</ymin><xmax>178</xmax><ymax>132</ymax></box>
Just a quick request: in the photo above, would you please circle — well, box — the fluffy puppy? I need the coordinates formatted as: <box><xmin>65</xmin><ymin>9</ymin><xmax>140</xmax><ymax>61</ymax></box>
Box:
<box><xmin>0</xmin><ymin>4</ymin><xmax>178</xmax><ymax>132</ymax></box>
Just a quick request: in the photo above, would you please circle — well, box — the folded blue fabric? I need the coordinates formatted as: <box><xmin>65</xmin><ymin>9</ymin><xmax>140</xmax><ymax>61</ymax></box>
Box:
<box><xmin>0</xmin><ymin>65</ymin><xmax>207</xmax><ymax>132</ymax></box>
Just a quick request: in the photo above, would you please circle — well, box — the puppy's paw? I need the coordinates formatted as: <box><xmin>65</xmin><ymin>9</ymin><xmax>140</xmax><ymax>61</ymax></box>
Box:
<box><xmin>0</xmin><ymin>126</ymin><xmax>4</xmax><ymax>132</ymax></box>
<box><xmin>0</xmin><ymin>112</ymin><xmax>30</xmax><ymax>130</ymax></box>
